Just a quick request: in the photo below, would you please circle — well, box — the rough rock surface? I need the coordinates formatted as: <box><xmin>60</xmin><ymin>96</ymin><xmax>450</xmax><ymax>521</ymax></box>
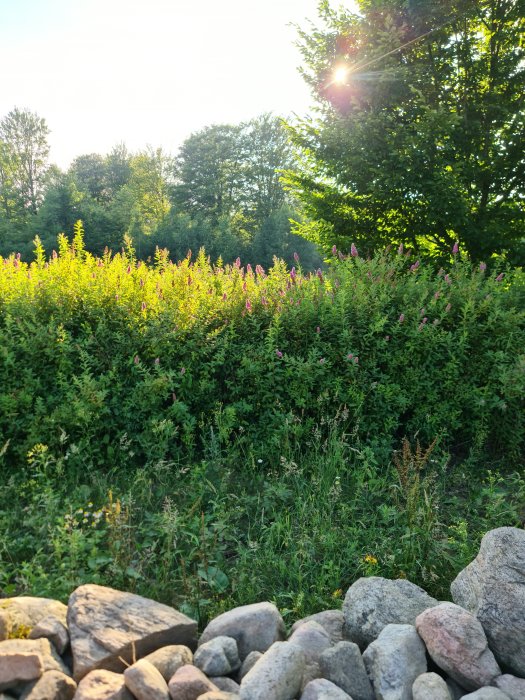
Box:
<box><xmin>290</xmin><ymin>611</ymin><xmax>344</xmax><ymax>646</ymax></box>
<box><xmin>0</xmin><ymin>653</ymin><xmax>43</xmax><ymax>692</ymax></box>
<box><xmin>194</xmin><ymin>636</ymin><xmax>240</xmax><ymax>676</ymax></box>
<box><xmin>460</xmin><ymin>689</ymin><xmax>512</xmax><ymax>699</ymax></box>
<box><xmin>494</xmin><ymin>674</ymin><xmax>525</xmax><ymax>700</ymax></box>
<box><xmin>28</xmin><ymin>615</ymin><xmax>69</xmax><ymax>655</ymax></box>
<box><xmin>288</xmin><ymin>620</ymin><xmax>331</xmax><ymax>689</ymax></box>
<box><xmin>196</xmin><ymin>693</ymin><xmax>239</xmax><ymax>700</ymax></box>
<box><xmin>74</xmin><ymin>669</ymin><xmax>134</xmax><ymax>699</ymax></box>
<box><xmin>319</xmin><ymin>640</ymin><xmax>374</xmax><ymax>700</ymax></box>
<box><xmin>300</xmin><ymin>678</ymin><xmax>352</xmax><ymax>699</ymax></box>
<box><xmin>0</xmin><ymin>638</ymin><xmax>70</xmax><ymax>675</ymax></box>
<box><xmin>239</xmin><ymin>641</ymin><xmax>305</xmax><ymax>700</ymax></box>
<box><xmin>451</xmin><ymin>527</ymin><xmax>525</xmax><ymax>677</ymax></box>
<box><xmin>199</xmin><ymin>602</ymin><xmax>285</xmax><ymax>661</ymax></box>
<box><xmin>0</xmin><ymin>598</ymin><xmax>67</xmax><ymax>641</ymax></box>
<box><xmin>67</xmin><ymin>584</ymin><xmax>197</xmax><ymax>680</ymax></box>
<box><xmin>141</xmin><ymin>645</ymin><xmax>193</xmax><ymax>682</ymax></box>
<box><xmin>18</xmin><ymin>670</ymin><xmax>76</xmax><ymax>700</ymax></box>
<box><xmin>342</xmin><ymin>576</ymin><xmax>437</xmax><ymax>649</ymax></box>
<box><xmin>238</xmin><ymin>651</ymin><xmax>263</xmax><ymax>681</ymax></box>
<box><xmin>363</xmin><ymin>623</ymin><xmax>427</xmax><ymax>700</ymax></box>
<box><xmin>209</xmin><ymin>677</ymin><xmax>240</xmax><ymax>693</ymax></box>
<box><xmin>168</xmin><ymin>664</ymin><xmax>219</xmax><ymax>699</ymax></box>
<box><xmin>123</xmin><ymin>658</ymin><xmax>169</xmax><ymax>700</ymax></box>
<box><xmin>412</xmin><ymin>672</ymin><xmax>453</xmax><ymax>700</ymax></box>
<box><xmin>416</xmin><ymin>603</ymin><xmax>501</xmax><ymax>691</ymax></box>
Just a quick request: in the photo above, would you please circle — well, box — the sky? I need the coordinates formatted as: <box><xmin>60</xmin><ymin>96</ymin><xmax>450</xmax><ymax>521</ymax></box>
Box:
<box><xmin>0</xmin><ymin>0</ymin><xmax>358</xmax><ymax>169</ymax></box>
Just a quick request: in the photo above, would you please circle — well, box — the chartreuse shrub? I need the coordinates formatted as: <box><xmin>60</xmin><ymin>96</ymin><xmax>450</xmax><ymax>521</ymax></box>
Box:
<box><xmin>0</xmin><ymin>224</ymin><xmax>523</xmax><ymax>621</ymax></box>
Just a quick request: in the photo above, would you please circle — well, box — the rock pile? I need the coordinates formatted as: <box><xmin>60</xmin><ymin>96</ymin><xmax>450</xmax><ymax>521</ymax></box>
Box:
<box><xmin>0</xmin><ymin>526</ymin><xmax>523</xmax><ymax>699</ymax></box>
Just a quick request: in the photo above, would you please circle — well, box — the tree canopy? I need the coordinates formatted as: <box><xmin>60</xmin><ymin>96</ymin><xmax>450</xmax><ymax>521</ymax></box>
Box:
<box><xmin>284</xmin><ymin>0</ymin><xmax>525</xmax><ymax>263</ymax></box>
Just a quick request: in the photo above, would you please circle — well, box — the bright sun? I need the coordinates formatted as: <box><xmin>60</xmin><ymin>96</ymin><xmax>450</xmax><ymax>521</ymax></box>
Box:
<box><xmin>333</xmin><ymin>66</ymin><xmax>348</xmax><ymax>84</ymax></box>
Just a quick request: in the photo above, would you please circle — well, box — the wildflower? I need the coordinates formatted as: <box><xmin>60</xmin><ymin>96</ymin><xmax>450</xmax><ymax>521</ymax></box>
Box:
<box><xmin>276</xmin><ymin>350</ymin><xmax>283</xmax><ymax>359</ymax></box>
<box><xmin>154</xmin><ymin>358</ymin><xmax>160</xmax><ymax>365</ymax></box>
<box><xmin>243</xmin><ymin>282</ymin><xmax>247</xmax><ymax>292</ymax></box>
<box><xmin>354</xmin><ymin>356</ymin><xmax>359</xmax><ymax>364</ymax></box>
<box><xmin>126</xmin><ymin>265</ymin><xmax>131</xmax><ymax>274</ymax></box>
<box><xmin>332</xmin><ymin>245</ymin><xmax>337</xmax><ymax>255</ymax></box>
<box><xmin>479</xmin><ymin>262</ymin><xmax>487</xmax><ymax>272</ymax></box>
<box><xmin>434</xmin><ymin>291</ymin><xmax>441</xmax><ymax>300</ymax></box>
<box><xmin>319</xmin><ymin>358</ymin><xmax>325</xmax><ymax>364</ymax></box>
<box><xmin>140</xmin><ymin>278</ymin><xmax>144</xmax><ymax>287</ymax></box>
<box><xmin>332</xmin><ymin>589</ymin><xmax>343</xmax><ymax>599</ymax></box>
<box><xmin>222</xmin><ymin>293</ymin><xmax>227</xmax><ymax>301</ymax></box>
<box><xmin>496</xmin><ymin>272</ymin><xmax>505</xmax><ymax>282</ymax></box>
<box><xmin>452</xmin><ymin>241</ymin><xmax>459</xmax><ymax>255</ymax></box>
<box><xmin>234</xmin><ymin>257</ymin><xmax>241</xmax><ymax>268</ymax></box>
<box><xmin>246</xmin><ymin>263</ymin><xmax>253</xmax><ymax>274</ymax></box>
<box><xmin>316</xmin><ymin>268</ymin><xmax>324</xmax><ymax>282</ymax></box>
<box><xmin>445</xmin><ymin>303</ymin><xmax>451</xmax><ymax>312</ymax></box>
<box><xmin>290</xmin><ymin>266</ymin><xmax>296</xmax><ymax>281</ymax></box>
<box><xmin>364</xmin><ymin>554</ymin><xmax>378</xmax><ymax>565</ymax></box>
<box><xmin>180</xmin><ymin>367</ymin><xmax>186</xmax><ymax>375</ymax></box>
<box><xmin>410</xmin><ymin>260</ymin><xmax>420</xmax><ymax>272</ymax></box>
<box><xmin>261</xmin><ymin>297</ymin><xmax>268</xmax><ymax>306</ymax></box>
<box><xmin>294</xmin><ymin>252</ymin><xmax>300</xmax><ymax>263</ymax></box>
<box><xmin>316</xmin><ymin>326</ymin><xmax>320</xmax><ymax>333</ymax></box>
<box><xmin>187</xmin><ymin>275</ymin><xmax>192</xmax><ymax>285</ymax></box>
<box><xmin>420</xmin><ymin>308</ymin><xmax>426</xmax><ymax>316</ymax></box>
<box><xmin>134</xmin><ymin>355</ymin><xmax>140</xmax><ymax>365</ymax></box>
<box><xmin>399</xmin><ymin>313</ymin><xmax>405</xmax><ymax>323</ymax></box>
<box><xmin>351</xmin><ymin>243</ymin><xmax>358</xmax><ymax>257</ymax></box>
<box><xmin>245</xmin><ymin>300</ymin><xmax>252</xmax><ymax>311</ymax></box>
<box><xmin>255</xmin><ymin>264</ymin><xmax>265</xmax><ymax>277</ymax></box>
<box><xmin>398</xmin><ymin>242</ymin><xmax>404</xmax><ymax>254</ymax></box>
<box><xmin>141</xmin><ymin>301</ymin><xmax>146</xmax><ymax>311</ymax></box>
<box><xmin>347</xmin><ymin>353</ymin><xmax>353</xmax><ymax>360</ymax></box>
<box><xmin>444</xmin><ymin>274</ymin><xmax>451</xmax><ymax>284</ymax></box>
<box><xmin>115</xmin><ymin>294</ymin><xmax>119</xmax><ymax>301</ymax></box>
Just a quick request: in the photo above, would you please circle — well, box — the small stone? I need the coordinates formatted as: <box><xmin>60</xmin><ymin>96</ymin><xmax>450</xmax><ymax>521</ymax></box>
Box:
<box><xmin>300</xmin><ymin>678</ymin><xmax>352</xmax><ymax>699</ymax></box>
<box><xmin>29</xmin><ymin>615</ymin><xmax>69</xmax><ymax>655</ymax></box>
<box><xmin>238</xmin><ymin>651</ymin><xmax>262</xmax><ymax>681</ymax></box>
<box><xmin>74</xmin><ymin>669</ymin><xmax>134</xmax><ymax>699</ymax></box>
<box><xmin>416</xmin><ymin>603</ymin><xmax>501</xmax><ymax>691</ymax></box>
<box><xmin>319</xmin><ymin>640</ymin><xmax>374</xmax><ymax>700</ymax></box>
<box><xmin>18</xmin><ymin>670</ymin><xmax>76</xmax><ymax>700</ymax></box>
<box><xmin>240</xmin><ymin>641</ymin><xmax>305</xmax><ymax>700</ymax></box>
<box><xmin>288</xmin><ymin>620</ymin><xmax>331</xmax><ymax>689</ymax></box>
<box><xmin>290</xmin><ymin>611</ymin><xmax>344</xmax><ymax>646</ymax></box>
<box><xmin>363</xmin><ymin>623</ymin><xmax>427</xmax><ymax>700</ymax></box>
<box><xmin>0</xmin><ymin>638</ymin><xmax>69</xmax><ymax>675</ymax></box>
<box><xmin>494</xmin><ymin>674</ymin><xmax>525</xmax><ymax>700</ymax></box>
<box><xmin>197</xmin><ymin>694</ymin><xmax>239</xmax><ymax>700</ymax></box>
<box><xmin>412</xmin><ymin>672</ymin><xmax>453</xmax><ymax>700</ymax></box>
<box><xmin>460</xmin><ymin>689</ymin><xmax>512</xmax><ymax>699</ymax></box>
<box><xmin>194</xmin><ymin>636</ymin><xmax>240</xmax><ymax>676</ymax></box>
<box><xmin>199</xmin><ymin>602</ymin><xmax>285</xmax><ymax>660</ymax></box>
<box><xmin>141</xmin><ymin>645</ymin><xmax>193</xmax><ymax>682</ymax></box>
<box><xmin>209</xmin><ymin>677</ymin><xmax>240</xmax><ymax>693</ymax></box>
<box><xmin>342</xmin><ymin>576</ymin><xmax>437</xmax><ymax>649</ymax></box>
<box><xmin>168</xmin><ymin>664</ymin><xmax>219</xmax><ymax>699</ymax></box>
<box><xmin>0</xmin><ymin>653</ymin><xmax>43</xmax><ymax>692</ymax></box>
<box><xmin>124</xmin><ymin>658</ymin><xmax>170</xmax><ymax>700</ymax></box>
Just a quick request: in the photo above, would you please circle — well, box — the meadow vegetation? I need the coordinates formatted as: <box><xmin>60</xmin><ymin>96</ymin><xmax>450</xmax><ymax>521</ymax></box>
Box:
<box><xmin>0</xmin><ymin>224</ymin><xmax>523</xmax><ymax>624</ymax></box>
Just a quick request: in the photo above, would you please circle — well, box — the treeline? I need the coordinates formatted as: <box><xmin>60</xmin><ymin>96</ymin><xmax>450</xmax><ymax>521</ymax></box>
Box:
<box><xmin>0</xmin><ymin>110</ymin><xmax>321</xmax><ymax>269</ymax></box>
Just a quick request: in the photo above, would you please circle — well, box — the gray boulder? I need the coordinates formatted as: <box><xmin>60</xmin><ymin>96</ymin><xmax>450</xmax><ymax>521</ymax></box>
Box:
<box><xmin>67</xmin><ymin>584</ymin><xmax>197</xmax><ymax>680</ymax></box>
<box><xmin>342</xmin><ymin>576</ymin><xmax>437</xmax><ymax>649</ymax></box>
<box><xmin>290</xmin><ymin>611</ymin><xmax>344</xmax><ymax>646</ymax></box>
<box><xmin>194</xmin><ymin>636</ymin><xmax>241</xmax><ymax>676</ymax></box>
<box><xmin>209</xmin><ymin>677</ymin><xmax>241</xmax><ymax>693</ymax></box>
<box><xmin>416</xmin><ymin>603</ymin><xmax>501</xmax><ymax>691</ymax></box>
<box><xmin>494</xmin><ymin>674</ymin><xmax>525</xmax><ymax>700</ymax></box>
<box><xmin>319</xmin><ymin>640</ymin><xmax>374</xmax><ymax>700</ymax></box>
<box><xmin>460</xmin><ymin>689</ymin><xmax>511</xmax><ymax>699</ymax></box>
<box><xmin>288</xmin><ymin>620</ymin><xmax>331</xmax><ymax>689</ymax></box>
<box><xmin>18</xmin><ymin>670</ymin><xmax>76</xmax><ymax>700</ymax></box>
<box><xmin>238</xmin><ymin>651</ymin><xmax>263</xmax><ymax>681</ymax></box>
<box><xmin>300</xmin><ymin>678</ymin><xmax>352</xmax><ymax>700</ymax></box>
<box><xmin>239</xmin><ymin>641</ymin><xmax>305</xmax><ymax>700</ymax></box>
<box><xmin>199</xmin><ymin>602</ymin><xmax>285</xmax><ymax>661</ymax></box>
<box><xmin>363</xmin><ymin>623</ymin><xmax>427</xmax><ymax>700</ymax></box>
<box><xmin>74</xmin><ymin>669</ymin><xmax>134</xmax><ymax>699</ymax></box>
<box><xmin>123</xmin><ymin>658</ymin><xmax>169</xmax><ymax>700</ymax></box>
<box><xmin>412</xmin><ymin>672</ymin><xmax>453</xmax><ymax>700</ymax></box>
<box><xmin>451</xmin><ymin>527</ymin><xmax>525</xmax><ymax>677</ymax></box>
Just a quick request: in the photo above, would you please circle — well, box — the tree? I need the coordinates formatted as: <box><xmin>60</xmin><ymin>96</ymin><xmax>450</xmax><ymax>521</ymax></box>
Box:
<box><xmin>285</xmin><ymin>0</ymin><xmax>525</xmax><ymax>262</ymax></box>
<box><xmin>0</xmin><ymin>108</ymin><xmax>50</xmax><ymax>217</ymax></box>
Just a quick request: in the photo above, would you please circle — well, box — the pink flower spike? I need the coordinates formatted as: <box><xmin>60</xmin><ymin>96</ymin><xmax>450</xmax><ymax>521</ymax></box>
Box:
<box><xmin>276</xmin><ymin>350</ymin><xmax>283</xmax><ymax>359</ymax></box>
<box><xmin>180</xmin><ymin>367</ymin><xmax>186</xmax><ymax>375</ymax></box>
<box><xmin>445</xmin><ymin>303</ymin><xmax>452</xmax><ymax>312</ymax></box>
<box><xmin>319</xmin><ymin>358</ymin><xmax>325</xmax><ymax>364</ymax></box>
<box><xmin>222</xmin><ymin>292</ymin><xmax>227</xmax><ymax>301</ymax></box>
<box><xmin>496</xmin><ymin>272</ymin><xmax>505</xmax><ymax>282</ymax></box>
<box><xmin>410</xmin><ymin>260</ymin><xmax>420</xmax><ymax>272</ymax></box>
<box><xmin>316</xmin><ymin>326</ymin><xmax>321</xmax><ymax>333</ymax></box>
<box><xmin>154</xmin><ymin>358</ymin><xmax>160</xmax><ymax>365</ymax></box>
<box><xmin>290</xmin><ymin>266</ymin><xmax>296</xmax><ymax>280</ymax></box>
<box><xmin>445</xmin><ymin>274</ymin><xmax>451</xmax><ymax>284</ymax></box>
<box><xmin>332</xmin><ymin>245</ymin><xmax>337</xmax><ymax>255</ymax></box>
<box><xmin>245</xmin><ymin>300</ymin><xmax>252</xmax><ymax>311</ymax></box>
<box><xmin>434</xmin><ymin>291</ymin><xmax>440</xmax><ymax>300</ymax></box>
<box><xmin>351</xmin><ymin>243</ymin><xmax>358</xmax><ymax>257</ymax></box>
<box><xmin>246</xmin><ymin>264</ymin><xmax>253</xmax><ymax>274</ymax></box>
<box><xmin>399</xmin><ymin>313</ymin><xmax>405</xmax><ymax>323</ymax></box>
<box><xmin>234</xmin><ymin>257</ymin><xmax>241</xmax><ymax>268</ymax></box>
<box><xmin>347</xmin><ymin>353</ymin><xmax>353</xmax><ymax>360</ymax></box>
<box><xmin>141</xmin><ymin>301</ymin><xmax>146</xmax><ymax>311</ymax></box>
<box><xmin>479</xmin><ymin>262</ymin><xmax>487</xmax><ymax>272</ymax></box>
<box><xmin>452</xmin><ymin>241</ymin><xmax>459</xmax><ymax>255</ymax></box>
<box><xmin>294</xmin><ymin>252</ymin><xmax>299</xmax><ymax>263</ymax></box>
<box><xmin>134</xmin><ymin>355</ymin><xmax>139</xmax><ymax>365</ymax></box>
<box><xmin>398</xmin><ymin>243</ymin><xmax>404</xmax><ymax>254</ymax></box>
<box><xmin>354</xmin><ymin>356</ymin><xmax>359</xmax><ymax>364</ymax></box>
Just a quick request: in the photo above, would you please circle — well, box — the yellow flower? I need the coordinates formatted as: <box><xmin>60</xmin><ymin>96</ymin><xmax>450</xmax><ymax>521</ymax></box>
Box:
<box><xmin>363</xmin><ymin>554</ymin><xmax>378</xmax><ymax>566</ymax></box>
<box><xmin>332</xmin><ymin>588</ymin><xmax>343</xmax><ymax>599</ymax></box>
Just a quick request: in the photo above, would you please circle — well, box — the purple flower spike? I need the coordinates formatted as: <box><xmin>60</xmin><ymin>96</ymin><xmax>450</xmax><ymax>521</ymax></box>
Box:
<box><xmin>496</xmin><ymin>272</ymin><xmax>505</xmax><ymax>282</ymax></box>
<box><xmin>294</xmin><ymin>252</ymin><xmax>300</xmax><ymax>263</ymax></box>
<box><xmin>222</xmin><ymin>292</ymin><xmax>227</xmax><ymax>301</ymax></box>
<box><xmin>351</xmin><ymin>243</ymin><xmax>358</xmax><ymax>258</ymax></box>
<box><xmin>452</xmin><ymin>241</ymin><xmax>459</xmax><ymax>255</ymax></box>
<box><xmin>141</xmin><ymin>301</ymin><xmax>146</xmax><ymax>311</ymax></box>
<box><xmin>332</xmin><ymin>245</ymin><xmax>337</xmax><ymax>255</ymax></box>
<box><xmin>246</xmin><ymin>300</ymin><xmax>252</xmax><ymax>311</ymax></box>
<box><xmin>398</xmin><ymin>243</ymin><xmax>404</xmax><ymax>254</ymax></box>
<box><xmin>410</xmin><ymin>260</ymin><xmax>420</xmax><ymax>272</ymax></box>
<box><xmin>399</xmin><ymin>313</ymin><xmax>405</xmax><ymax>323</ymax></box>
<box><xmin>276</xmin><ymin>350</ymin><xmax>283</xmax><ymax>359</ymax></box>
<box><xmin>290</xmin><ymin>266</ymin><xmax>296</xmax><ymax>280</ymax></box>
<box><xmin>134</xmin><ymin>355</ymin><xmax>139</xmax><ymax>365</ymax></box>
<box><xmin>479</xmin><ymin>262</ymin><xmax>487</xmax><ymax>272</ymax></box>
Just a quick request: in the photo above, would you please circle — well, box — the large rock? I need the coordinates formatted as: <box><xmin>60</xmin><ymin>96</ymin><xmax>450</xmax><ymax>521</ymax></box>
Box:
<box><xmin>209</xmin><ymin>677</ymin><xmax>240</xmax><ymax>693</ymax></box>
<box><xmin>460</xmin><ymin>689</ymin><xmax>512</xmax><ymax>699</ymax></box>
<box><xmin>342</xmin><ymin>576</ymin><xmax>437</xmax><ymax>649</ymax></box>
<box><xmin>288</xmin><ymin>620</ymin><xmax>331</xmax><ymax>689</ymax></box>
<box><xmin>0</xmin><ymin>653</ymin><xmax>43</xmax><ymax>692</ymax></box>
<box><xmin>18</xmin><ymin>670</ymin><xmax>76</xmax><ymax>700</ymax></box>
<box><xmin>194</xmin><ymin>636</ymin><xmax>240</xmax><ymax>676</ymax></box>
<box><xmin>28</xmin><ymin>615</ymin><xmax>69</xmax><ymax>655</ymax></box>
<box><xmin>123</xmin><ymin>658</ymin><xmax>169</xmax><ymax>700</ymax></box>
<box><xmin>494</xmin><ymin>674</ymin><xmax>525</xmax><ymax>700</ymax></box>
<box><xmin>141</xmin><ymin>645</ymin><xmax>193</xmax><ymax>682</ymax></box>
<box><xmin>300</xmin><ymin>678</ymin><xmax>352</xmax><ymax>700</ymax></box>
<box><xmin>239</xmin><ymin>641</ymin><xmax>305</xmax><ymax>700</ymax></box>
<box><xmin>319</xmin><ymin>640</ymin><xmax>374</xmax><ymax>700</ymax></box>
<box><xmin>0</xmin><ymin>598</ymin><xmax>67</xmax><ymax>640</ymax></box>
<box><xmin>290</xmin><ymin>611</ymin><xmax>344</xmax><ymax>646</ymax></box>
<box><xmin>412</xmin><ymin>672</ymin><xmax>453</xmax><ymax>700</ymax></box>
<box><xmin>0</xmin><ymin>638</ymin><xmax>70</xmax><ymax>675</ymax></box>
<box><xmin>363</xmin><ymin>623</ymin><xmax>427</xmax><ymax>700</ymax></box>
<box><xmin>199</xmin><ymin>602</ymin><xmax>285</xmax><ymax>661</ymax></box>
<box><xmin>67</xmin><ymin>584</ymin><xmax>197</xmax><ymax>680</ymax></box>
<box><xmin>168</xmin><ymin>664</ymin><xmax>218</xmax><ymax>699</ymax></box>
<box><xmin>416</xmin><ymin>603</ymin><xmax>501</xmax><ymax>691</ymax></box>
<box><xmin>74</xmin><ymin>669</ymin><xmax>134</xmax><ymax>699</ymax></box>
<box><xmin>451</xmin><ymin>527</ymin><xmax>525</xmax><ymax>677</ymax></box>
<box><xmin>238</xmin><ymin>651</ymin><xmax>262</xmax><ymax>681</ymax></box>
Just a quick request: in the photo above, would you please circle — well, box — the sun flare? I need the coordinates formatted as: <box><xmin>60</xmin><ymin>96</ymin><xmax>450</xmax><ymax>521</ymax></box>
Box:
<box><xmin>333</xmin><ymin>66</ymin><xmax>349</xmax><ymax>84</ymax></box>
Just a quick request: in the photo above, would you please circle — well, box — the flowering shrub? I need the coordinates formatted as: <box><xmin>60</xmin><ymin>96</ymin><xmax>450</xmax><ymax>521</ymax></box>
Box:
<box><xmin>0</xmin><ymin>226</ymin><xmax>523</xmax><ymax>474</ymax></box>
